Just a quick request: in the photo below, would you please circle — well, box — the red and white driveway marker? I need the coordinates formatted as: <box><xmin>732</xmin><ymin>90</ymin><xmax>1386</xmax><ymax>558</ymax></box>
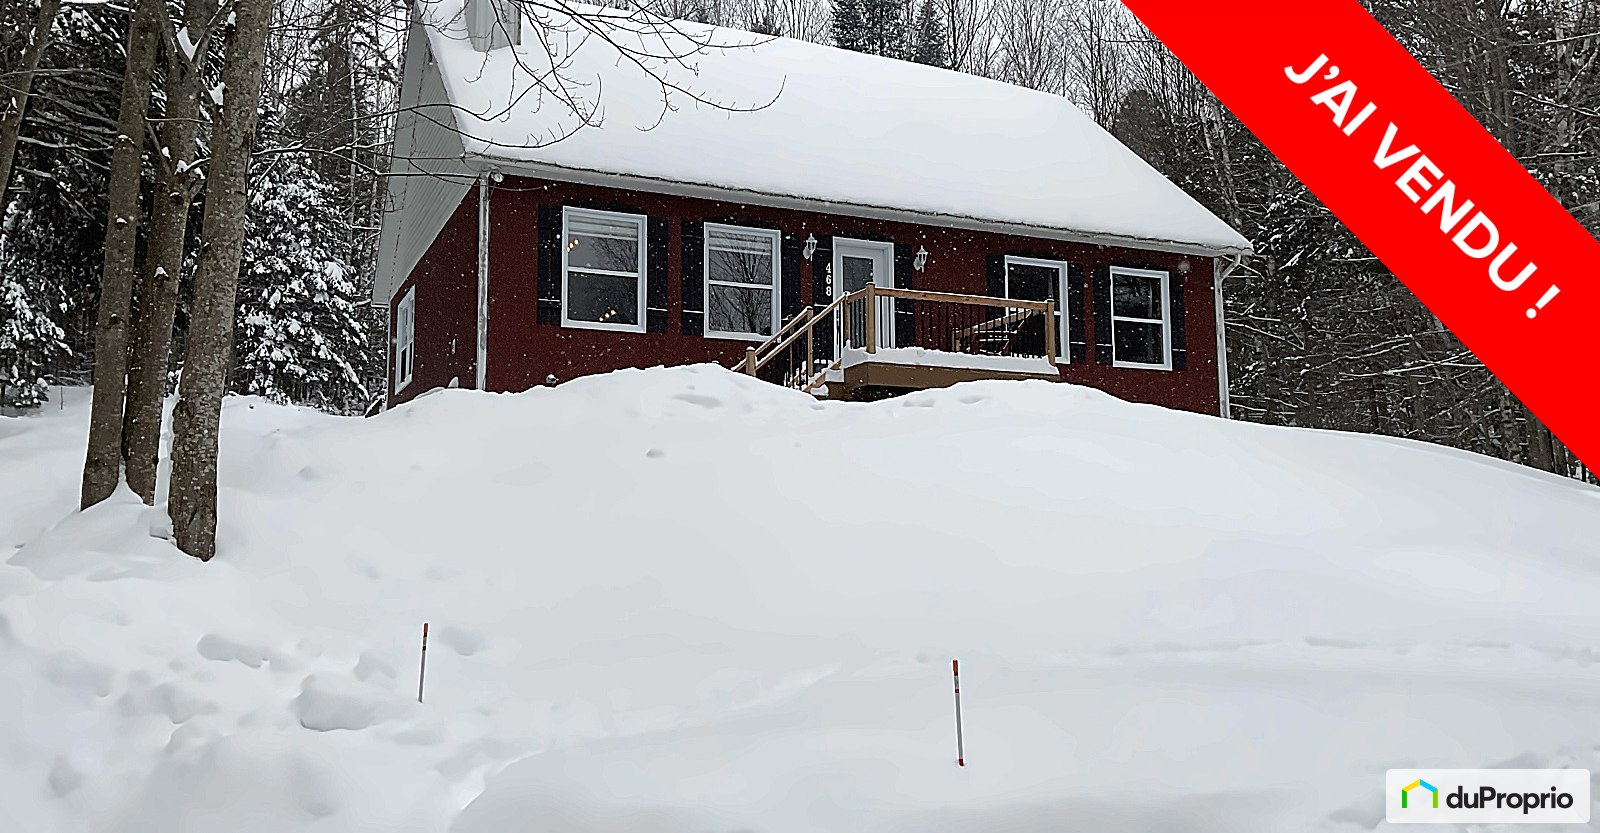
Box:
<box><xmin>418</xmin><ymin>622</ymin><xmax>429</xmax><ymax>703</ymax></box>
<box><xmin>952</xmin><ymin>659</ymin><xmax>965</xmax><ymax>767</ymax></box>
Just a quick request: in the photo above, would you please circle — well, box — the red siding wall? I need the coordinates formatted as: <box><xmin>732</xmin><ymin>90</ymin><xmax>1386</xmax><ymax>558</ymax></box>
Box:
<box><xmin>387</xmin><ymin>191</ymin><xmax>480</xmax><ymax>404</ymax></box>
<box><xmin>394</xmin><ymin>175</ymin><xmax>1224</xmax><ymax>415</ymax></box>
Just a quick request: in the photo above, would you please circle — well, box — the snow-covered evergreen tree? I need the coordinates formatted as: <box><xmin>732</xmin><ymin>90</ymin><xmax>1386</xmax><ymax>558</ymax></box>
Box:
<box><xmin>833</xmin><ymin>0</ymin><xmax>906</xmax><ymax>57</ymax></box>
<box><xmin>830</xmin><ymin>0</ymin><xmax>868</xmax><ymax>52</ymax></box>
<box><xmin>232</xmin><ymin>151</ymin><xmax>369</xmax><ymax>413</ymax></box>
<box><xmin>909</xmin><ymin>0</ymin><xmax>947</xmax><ymax>67</ymax></box>
<box><xmin>0</xmin><ymin>197</ymin><xmax>70</xmax><ymax>408</ymax></box>
<box><xmin>861</xmin><ymin>0</ymin><xmax>908</xmax><ymax>57</ymax></box>
<box><xmin>2</xmin><ymin>0</ymin><xmax>122</xmax><ymax>381</ymax></box>
<box><xmin>272</xmin><ymin>0</ymin><xmax>394</xmax><ymax>404</ymax></box>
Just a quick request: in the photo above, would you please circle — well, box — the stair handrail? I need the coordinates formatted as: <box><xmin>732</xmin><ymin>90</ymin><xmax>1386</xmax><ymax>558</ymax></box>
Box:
<box><xmin>740</xmin><ymin>286</ymin><xmax>872</xmax><ymax>376</ymax></box>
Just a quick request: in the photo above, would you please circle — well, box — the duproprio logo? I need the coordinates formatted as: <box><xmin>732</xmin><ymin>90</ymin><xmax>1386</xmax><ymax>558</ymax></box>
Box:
<box><xmin>1439</xmin><ymin>784</ymin><xmax>1576</xmax><ymax>813</ymax></box>
<box><xmin>1386</xmin><ymin>769</ymin><xmax>1590</xmax><ymax>824</ymax></box>
<box><xmin>1401</xmin><ymin>779</ymin><xmax>1438</xmax><ymax>809</ymax></box>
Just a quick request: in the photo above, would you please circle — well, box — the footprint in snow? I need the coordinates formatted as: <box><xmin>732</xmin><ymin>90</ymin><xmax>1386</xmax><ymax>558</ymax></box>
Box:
<box><xmin>353</xmin><ymin>649</ymin><xmax>398</xmax><ymax>683</ymax></box>
<box><xmin>44</xmin><ymin>652</ymin><xmax>115</xmax><ymax>698</ymax></box>
<box><xmin>432</xmin><ymin>623</ymin><xmax>487</xmax><ymax>656</ymax></box>
<box><xmin>346</xmin><ymin>556</ymin><xmax>381</xmax><ymax>581</ymax></box>
<box><xmin>116</xmin><ymin>681</ymin><xmax>217</xmax><ymax>724</ymax></box>
<box><xmin>293</xmin><ymin>674</ymin><xmax>396</xmax><ymax>732</ymax></box>
<box><xmin>196</xmin><ymin>633</ymin><xmax>268</xmax><ymax>668</ymax></box>
<box><xmin>671</xmin><ymin>392</ymin><xmax>722</xmax><ymax>408</ymax></box>
<box><xmin>48</xmin><ymin>757</ymin><xmax>84</xmax><ymax>797</ymax></box>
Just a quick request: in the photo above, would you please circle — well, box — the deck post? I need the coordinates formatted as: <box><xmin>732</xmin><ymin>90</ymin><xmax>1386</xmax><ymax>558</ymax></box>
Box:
<box><xmin>806</xmin><ymin>323</ymin><xmax>814</xmax><ymax>381</ymax></box>
<box><xmin>1045</xmin><ymin>298</ymin><xmax>1057</xmax><ymax>365</ymax></box>
<box><xmin>745</xmin><ymin>346</ymin><xmax>757</xmax><ymax>375</ymax></box>
<box><xmin>864</xmin><ymin>285</ymin><xmax>877</xmax><ymax>355</ymax></box>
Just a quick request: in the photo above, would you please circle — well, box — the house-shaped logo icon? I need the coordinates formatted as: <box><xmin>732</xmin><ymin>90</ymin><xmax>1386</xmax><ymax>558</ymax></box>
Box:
<box><xmin>1402</xmin><ymin>779</ymin><xmax>1440</xmax><ymax>809</ymax></box>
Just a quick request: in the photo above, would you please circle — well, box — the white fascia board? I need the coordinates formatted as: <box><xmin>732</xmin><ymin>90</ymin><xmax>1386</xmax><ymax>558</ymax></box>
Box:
<box><xmin>480</xmin><ymin>155</ymin><xmax>1255</xmax><ymax>259</ymax></box>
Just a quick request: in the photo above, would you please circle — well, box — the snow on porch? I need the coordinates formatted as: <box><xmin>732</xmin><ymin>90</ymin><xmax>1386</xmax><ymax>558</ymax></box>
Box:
<box><xmin>841</xmin><ymin>346</ymin><xmax>1057</xmax><ymax>376</ymax></box>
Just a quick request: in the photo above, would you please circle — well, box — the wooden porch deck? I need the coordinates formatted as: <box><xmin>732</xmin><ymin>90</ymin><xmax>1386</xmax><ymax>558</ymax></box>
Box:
<box><xmin>838</xmin><ymin>347</ymin><xmax>1058</xmax><ymax>394</ymax></box>
<box><xmin>734</xmin><ymin>286</ymin><xmax>1060</xmax><ymax>400</ymax></box>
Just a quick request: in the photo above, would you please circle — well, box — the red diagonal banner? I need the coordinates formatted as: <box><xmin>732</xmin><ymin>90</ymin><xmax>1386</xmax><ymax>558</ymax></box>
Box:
<box><xmin>1120</xmin><ymin>1</ymin><xmax>1597</xmax><ymax>469</ymax></box>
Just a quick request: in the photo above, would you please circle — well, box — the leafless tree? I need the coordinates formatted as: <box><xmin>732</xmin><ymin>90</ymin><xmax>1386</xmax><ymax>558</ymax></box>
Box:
<box><xmin>169</xmin><ymin>0</ymin><xmax>278</xmax><ymax>559</ymax></box>
<box><xmin>81</xmin><ymin>0</ymin><xmax>161</xmax><ymax>509</ymax></box>
<box><xmin>123</xmin><ymin>0</ymin><xmax>224</xmax><ymax>503</ymax></box>
<box><xmin>1060</xmin><ymin>0</ymin><xmax>1127</xmax><ymax>124</ymax></box>
<box><xmin>993</xmin><ymin>0</ymin><xmax>1065</xmax><ymax>93</ymax></box>
<box><xmin>0</xmin><ymin>0</ymin><xmax>64</xmax><ymax>210</ymax></box>
<box><xmin>943</xmin><ymin>0</ymin><xmax>997</xmax><ymax>76</ymax></box>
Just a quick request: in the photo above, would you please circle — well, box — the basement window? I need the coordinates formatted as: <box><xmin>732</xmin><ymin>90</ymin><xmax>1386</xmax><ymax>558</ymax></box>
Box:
<box><xmin>1110</xmin><ymin>266</ymin><xmax>1171</xmax><ymax>370</ymax></box>
<box><xmin>395</xmin><ymin>286</ymin><xmax>415</xmax><ymax>390</ymax></box>
<box><xmin>562</xmin><ymin>207</ymin><xmax>647</xmax><ymax>332</ymax></box>
<box><xmin>704</xmin><ymin>223</ymin><xmax>780</xmax><ymax>339</ymax></box>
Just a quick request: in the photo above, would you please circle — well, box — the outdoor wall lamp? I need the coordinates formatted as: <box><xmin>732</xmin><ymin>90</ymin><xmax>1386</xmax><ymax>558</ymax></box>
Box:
<box><xmin>913</xmin><ymin>246</ymin><xmax>929</xmax><ymax>271</ymax></box>
<box><xmin>803</xmin><ymin>234</ymin><xmax>818</xmax><ymax>261</ymax></box>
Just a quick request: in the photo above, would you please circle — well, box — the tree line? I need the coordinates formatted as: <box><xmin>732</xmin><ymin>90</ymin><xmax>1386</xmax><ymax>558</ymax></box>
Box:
<box><xmin>0</xmin><ymin>0</ymin><xmax>1594</xmax><ymax>560</ymax></box>
<box><xmin>1</xmin><ymin>0</ymin><xmax>395</xmax><ymax>557</ymax></box>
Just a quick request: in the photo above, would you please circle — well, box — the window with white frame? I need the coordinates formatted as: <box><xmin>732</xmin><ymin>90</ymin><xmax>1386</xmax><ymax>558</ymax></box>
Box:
<box><xmin>1110</xmin><ymin>266</ymin><xmax>1171</xmax><ymax>369</ymax></box>
<box><xmin>562</xmin><ymin>207</ymin><xmax>646</xmax><ymax>331</ymax></box>
<box><xmin>395</xmin><ymin>287</ymin><xmax>416</xmax><ymax>389</ymax></box>
<box><xmin>1004</xmin><ymin>256</ymin><xmax>1068</xmax><ymax>362</ymax></box>
<box><xmin>704</xmin><ymin>223</ymin><xmax>780</xmax><ymax>339</ymax></box>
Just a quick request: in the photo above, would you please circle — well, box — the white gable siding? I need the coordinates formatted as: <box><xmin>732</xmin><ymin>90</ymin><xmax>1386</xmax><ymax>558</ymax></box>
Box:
<box><xmin>372</xmin><ymin>21</ymin><xmax>476</xmax><ymax>305</ymax></box>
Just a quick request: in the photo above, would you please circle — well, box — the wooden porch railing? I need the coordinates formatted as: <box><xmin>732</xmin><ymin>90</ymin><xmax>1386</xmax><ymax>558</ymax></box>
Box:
<box><xmin>736</xmin><ymin>286</ymin><xmax>1056</xmax><ymax>394</ymax></box>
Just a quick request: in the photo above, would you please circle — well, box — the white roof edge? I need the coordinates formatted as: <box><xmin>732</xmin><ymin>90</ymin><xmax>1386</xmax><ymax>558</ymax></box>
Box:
<box><xmin>372</xmin><ymin>18</ymin><xmax>480</xmax><ymax>305</ymax></box>
<box><xmin>482</xmin><ymin>155</ymin><xmax>1253</xmax><ymax>258</ymax></box>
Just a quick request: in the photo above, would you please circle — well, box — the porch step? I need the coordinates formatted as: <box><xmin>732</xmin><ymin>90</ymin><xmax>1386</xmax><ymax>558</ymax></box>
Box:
<box><xmin>792</xmin><ymin>362</ymin><xmax>844</xmax><ymax>400</ymax></box>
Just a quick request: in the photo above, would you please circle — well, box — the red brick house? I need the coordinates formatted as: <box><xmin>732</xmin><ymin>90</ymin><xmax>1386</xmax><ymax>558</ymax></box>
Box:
<box><xmin>374</xmin><ymin>1</ymin><xmax>1252</xmax><ymax>413</ymax></box>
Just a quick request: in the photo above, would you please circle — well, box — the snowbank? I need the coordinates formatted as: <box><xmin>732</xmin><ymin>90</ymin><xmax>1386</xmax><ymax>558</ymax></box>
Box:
<box><xmin>2</xmin><ymin>367</ymin><xmax>1598</xmax><ymax>832</ymax></box>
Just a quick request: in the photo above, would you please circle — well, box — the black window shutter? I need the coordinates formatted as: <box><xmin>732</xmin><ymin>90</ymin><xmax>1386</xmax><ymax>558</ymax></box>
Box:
<box><xmin>646</xmin><ymin>217</ymin><xmax>670</xmax><ymax>333</ymax></box>
<box><xmin>986</xmin><ymin>255</ymin><xmax>1005</xmax><ymax>297</ymax></box>
<box><xmin>810</xmin><ymin>235</ymin><xmax>833</xmax><ymax>308</ymax></box>
<box><xmin>1092</xmin><ymin>265</ymin><xmax>1112</xmax><ymax>365</ymax></box>
<box><xmin>1067</xmin><ymin>263</ymin><xmax>1087</xmax><ymax>364</ymax></box>
<box><xmin>1169</xmin><ymin>273</ymin><xmax>1187</xmax><ymax>370</ymax></box>
<box><xmin>780</xmin><ymin>232</ymin><xmax>803</xmax><ymax>323</ymax></box>
<box><xmin>893</xmin><ymin>244</ymin><xmax>915</xmax><ymax>347</ymax></box>
<box><xmin>681</xmin><ymin>221</ymin><xmax>704</xmax><ymax>335</ymax></box>
<box><xmin>536</xmin><ymin>205</ymin><xmax>562</xmax><ymax>325</ymax></box>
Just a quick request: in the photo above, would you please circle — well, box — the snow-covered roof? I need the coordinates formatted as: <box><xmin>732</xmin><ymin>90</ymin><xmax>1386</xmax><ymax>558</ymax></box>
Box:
<box><xmin>412</xmin><ymin>1</ymin><xmax>1251</xmax><ymax>257</ymax></box>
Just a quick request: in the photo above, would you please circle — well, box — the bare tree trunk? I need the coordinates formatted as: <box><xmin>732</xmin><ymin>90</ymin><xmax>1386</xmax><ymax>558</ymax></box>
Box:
<box><xmin>81</xmin><ymin>0</ymin><xmax>161</xmax><ymax>509</ymax></box>
<box><xmin>1524</xmin><ymin>404</ymin><xmax>1557</xmax><ymax>473</ymax></box>
<box><xmin>0</xmin><ymin>0</ymin><xmax>62</xmax><ymax>209</ymax></box>
<box><xmin>168</xmin><ymin>0</ymin><xmax>275</xmax><ymax>560</ymax></box>
<box><xmin>124</xmin><ymin>0</ymin><xmax>217</xmax><ymax>504</ymax></box>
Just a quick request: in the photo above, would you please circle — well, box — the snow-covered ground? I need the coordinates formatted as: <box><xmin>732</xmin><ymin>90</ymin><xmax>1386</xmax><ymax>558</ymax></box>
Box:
<box><xmin>3</xmin><ymin>366</ymin><xmax>1598</xmax><ymax>832</ymax></box>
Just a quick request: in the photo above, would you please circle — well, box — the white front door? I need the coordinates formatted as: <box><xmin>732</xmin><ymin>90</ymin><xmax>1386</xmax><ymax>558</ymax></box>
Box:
<box><xmin>832</xmin><ymin>238</ymin><xmax>894</xmax><ymax>352</ymax></box>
